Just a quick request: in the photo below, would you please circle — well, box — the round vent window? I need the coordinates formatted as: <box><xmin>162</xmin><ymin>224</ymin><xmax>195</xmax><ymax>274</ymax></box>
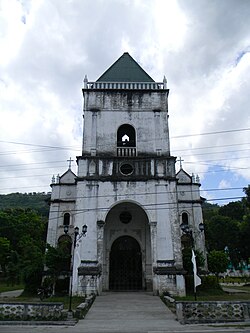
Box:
<box><xmin>119</xmin><ymin>211</ymin><xmax>132</xmax><ymax>224</ymax></box>
<box><xmin>120</xmin><ymin>163</ymin><xmax>134</xmax><ymax>175</ymax></box>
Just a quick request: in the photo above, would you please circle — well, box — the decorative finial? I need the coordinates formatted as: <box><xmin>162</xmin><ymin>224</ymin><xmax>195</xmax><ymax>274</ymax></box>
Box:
<box><xmin>163</xmin><ymin>75</ymin><xmax>167</xmax><ymax>89</ymax></box>
<box><xmin>67</xmin><ymin>157</ymin><xmax>73</xmax><ymax>169</ymax></box>
<box><xmin>51</xmin><ymin>175</ymin><xmax>55</xmax><ymax>184</ymax></box>
<box><xmin>56</xmin><ymin>174</ymin><xmax>60</xmax><ymax>183</ymax></box>
<box><xmin>196</xmin><ymin>175</ymin><xmax>200</xmax><ymax>183</ymax></box>
<box><xmin>84</xmin><ymin>75</ymin><xmax>88</xmax><ymax>88</ymax></box>
<box><xmin>192</xmin><ymin>173</ymin><xmax>195</xmax><ymax>182</ymax></box>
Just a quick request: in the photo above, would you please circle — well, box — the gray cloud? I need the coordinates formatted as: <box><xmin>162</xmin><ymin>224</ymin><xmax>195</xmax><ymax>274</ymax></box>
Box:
<box><xmin>0</xmin><ymin>0</ymin><xmax>249</xmax><ymax>196</ymax></box>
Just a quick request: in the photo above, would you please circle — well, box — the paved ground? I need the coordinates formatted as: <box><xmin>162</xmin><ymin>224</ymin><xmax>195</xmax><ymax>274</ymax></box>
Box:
<box><xmin>222</xmin><ymin>287</ymin><xmax>248</xmax><ymax>293</ymax></box>
<box><xmin>1</xmin><ymin>291</ymin><xmax>250</xmax><ymax>332</ymax></box>
<box><xmin>0</xmin><ymin>289</ymin><xmax>24</xmax><ymax>298</ymax></box>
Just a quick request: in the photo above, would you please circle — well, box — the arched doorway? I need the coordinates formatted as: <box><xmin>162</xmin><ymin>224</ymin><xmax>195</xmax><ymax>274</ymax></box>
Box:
<box><xmin>109</xmin><ymin>236</ymin><xmax>142</xmax><ymax>290</ymax></box>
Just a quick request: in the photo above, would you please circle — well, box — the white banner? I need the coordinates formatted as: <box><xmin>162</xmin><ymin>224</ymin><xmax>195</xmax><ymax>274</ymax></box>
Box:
<box><xmin>192</xmin><ymin>249</ymin><xmax>201</xmax><ymax>288</ymax></box>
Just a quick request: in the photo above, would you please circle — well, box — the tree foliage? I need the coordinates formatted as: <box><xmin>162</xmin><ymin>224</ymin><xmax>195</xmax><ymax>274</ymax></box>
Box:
<box><xmin>0</xmin><ymin>208</ymin><xmax>47</xmax><ymax>291</ymax></box>
<box><xmin>208</xmin><ymin>250</ymin><xmax>229</xmax><ymax>276</ymax></box>
<box><xmin>205</xmin><ymin>215</ymin><xmax>240</xmax><ymax>251</ymax></box>
<box><xmin>203</xmin><ymin>184</ymin><xmax>250</xmax><ymax>269</ymax></box>
<box><xmin>45</xmin><ymin>241</ymin><xmax>72</xmax><ymax>293</ymax></box>
<box><xmin>218</xmin><ymin>201</ymin><xmax>245</xmax><ymax>221</ymax></box>
<box><xmin>45</xmin><ymin>242</ymin><xmax>71</xmax><ymax>277</ymax></box>
<box><xmin>0</xmin><ymin>192</ymin><xmax>50</xmax><ymax>216</ymax></box>
<box><xmin>0</xmin><ymin>237</ymin><xmax>10</xmax><ymax>273</ymax></box>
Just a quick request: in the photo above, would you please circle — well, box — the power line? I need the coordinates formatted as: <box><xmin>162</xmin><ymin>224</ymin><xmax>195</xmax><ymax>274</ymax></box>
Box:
<box><xmin>0</xmin><ymin>158</ymin><xmax>248</xmax><ymax>178</ymax></box>
<box><xmin>1</xmin><ymin>187</ymin><xmax>243</xmax><ymax>200</ymax></box>
<box><xmin>171</xmin><ymin>127</ymin><xmax>250</xmax><ymax>139</ymax></box>
<box><xmin>172</xmin><ymin>142</ymin><xmax>250</xmax><ymax>153</ymax></box>
<box><xmin>46</xmin><ymin>195</ymin><xmax>245</xmax><ymax>219</ymax></box>
<box><xmin>0</xmin><ymin>140</ymin><xmax>80</xmax><ymax>150</ymax></box>
<box><xmin>0</xmin><ymin>160</ymin><xmax>69</xmax><ymax>168</ymax></box>
<box><xmin>1</xmin><ymin>126</ymin><xmax>250</xmax><ymax>154</ymax></box>
<box><xmin>180</xmin><ymin>148</ymin><xmax>250</xmax><ymax>158</ymax></box>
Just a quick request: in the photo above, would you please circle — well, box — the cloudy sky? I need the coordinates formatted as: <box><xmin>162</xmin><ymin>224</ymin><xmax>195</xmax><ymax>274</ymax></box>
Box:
<box><xmin>0</xmin><ymin>0</ymin><xmax>250</xmax><ymax>204</ymax></box>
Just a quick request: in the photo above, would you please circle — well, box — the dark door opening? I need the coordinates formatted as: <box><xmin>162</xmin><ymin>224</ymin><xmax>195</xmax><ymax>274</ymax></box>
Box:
<box><xmin>109</xmin><ymin>236</ymin><xmax>142</xmax><ymax>290</ymax></box>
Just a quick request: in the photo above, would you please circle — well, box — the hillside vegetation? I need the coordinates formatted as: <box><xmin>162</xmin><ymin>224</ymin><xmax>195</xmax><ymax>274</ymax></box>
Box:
<box><xmin>0</xmin><ymin>192</ymin><xmax>50</xmax><ymax>217</ymax></box>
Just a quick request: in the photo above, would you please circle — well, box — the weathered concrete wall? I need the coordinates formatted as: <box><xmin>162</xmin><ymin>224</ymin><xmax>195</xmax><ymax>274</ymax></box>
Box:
<box><xmin>176</xmin><ymin>301</ymin><xmax>250</xmax><ymax>324</ymax></box>
<box><xmin>0</xmin><ymin>302</ymin><xmax>64</xmax><ymax>321</ymax></box>
<box><xmin>82</xmin><ymin>90</ymin><xmax>170</xmax><ymax>156</ymax></box>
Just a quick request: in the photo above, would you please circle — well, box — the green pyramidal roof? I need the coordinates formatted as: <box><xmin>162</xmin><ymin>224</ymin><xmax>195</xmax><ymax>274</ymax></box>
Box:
<box><xmin>96</xmin><ymin>52</ymin><xmax>154</xmax><ymax>82</ymax></box>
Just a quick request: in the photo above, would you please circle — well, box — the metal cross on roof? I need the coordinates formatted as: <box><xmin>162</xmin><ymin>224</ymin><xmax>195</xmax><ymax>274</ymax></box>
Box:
<box><xmin>177</xmin><ymin>157</ymin><xmax>184</xmax><ymax>169</ymax></box>
<box><xmin>67</xmin><ymin>157</ymin><xmax>73</xmax><ymax>169</ymax></box>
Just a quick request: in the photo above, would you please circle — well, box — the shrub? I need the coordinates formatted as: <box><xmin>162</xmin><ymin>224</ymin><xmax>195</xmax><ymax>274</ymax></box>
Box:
<box><xmin>185</xmin><ymin>275</ymin><xmax>223</xmax><ymax>294</ymax></box>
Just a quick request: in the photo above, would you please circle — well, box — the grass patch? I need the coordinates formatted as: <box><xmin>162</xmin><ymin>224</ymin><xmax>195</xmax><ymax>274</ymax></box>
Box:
<box><xmin>0</xmin><ymin>292</ymin><xmax>84</xmax><ymax>311</ymax></box>
<box><xmin>46</xmin><ymin>296</ymin><xmax>84</xmax><ymax>310</ymax></box>
<box><xmin>175</xmin><ymin>289</ymin><xmax>250</xmax><ymax>301</ymax></box>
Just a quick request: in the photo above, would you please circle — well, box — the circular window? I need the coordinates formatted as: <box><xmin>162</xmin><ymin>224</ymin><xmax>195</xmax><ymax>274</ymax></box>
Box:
<box><xmin>119</xmin><ymin>211</ymin><xmax>132</xmax><ymax>224</ymax></box>
<box><xmin>120</xmin><ymin>163</ymin><xmax>134</xmax><ymax>175</ymax></box>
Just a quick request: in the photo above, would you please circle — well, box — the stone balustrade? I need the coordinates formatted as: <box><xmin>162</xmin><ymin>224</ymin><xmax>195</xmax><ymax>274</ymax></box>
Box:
<box><xmin>176</xmin><ymin>301</ymin><xmax>250</xmax><ymax>324</ymax></box>
<box><xmin>0</xmin><ymin>302</ymin><xmax>64</xmax><ymax>321</ymax></box>
<box><xmin>86</xmin><ymin>82</ymin><xmax>165</xmax><ymax>90</ymax></box>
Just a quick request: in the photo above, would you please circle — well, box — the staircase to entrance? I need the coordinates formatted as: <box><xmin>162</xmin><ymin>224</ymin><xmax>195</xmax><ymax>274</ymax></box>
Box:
<box><xmin>81</xmin><ymin>292</ymin><xmax>181</xmax><ymax>332</ymax></box>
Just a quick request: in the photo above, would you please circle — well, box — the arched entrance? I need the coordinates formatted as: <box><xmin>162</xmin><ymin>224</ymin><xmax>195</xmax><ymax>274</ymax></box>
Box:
<box><xmin>109</xmin><ymin>236</ymin><xmax>142</xmax><ymax>290</ymax></box>
<box><xmin>102</xmin><ymin>201</ymin><xmax>152</xmax><ymax>291</ymax></box>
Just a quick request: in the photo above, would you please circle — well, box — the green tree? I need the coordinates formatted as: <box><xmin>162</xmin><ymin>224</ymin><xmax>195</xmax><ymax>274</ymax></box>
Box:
<box><xmin>218</xmin><ymin>201</ymin><xmax>245</xmax><ymax>221</ymax></box>
<box><xmin>0</xmin><ymin>208</ymin><xmax>47</xmax><ymax>291</ymax></box>
<box><xmin>205</xmin><ymin>215</ymin><xmax>240</xmax><ymax>251</ymax></box>
<box><xmin>45</xmin><ymin>240</ymin><xmax>71</xmax><ymax>293</ymax></box>
<box><xmin>0</xmin><ymin>237</ymin><xmax>10</xmax><ymax>274</ymax></box>
<box><xmin>202</xmin><ymin>202</ymin><xmax>219</xmax><ymax>221</ymax></box>
<box><xmin>19</xmin><ymin>236</ymin><xmax>44</xmax><ymax>293</ymax></box>
<box><xmin>208</xmin><ymin>250</ymin><xmax>229</xmax><ymax>279</ymax></box>
<box><xmin>6</xmin><ymin>250</ymin><xmax>20</xmax><ymax>286</ymax></box>
<box><xmin>243</xmin><ymin>185</ymin><xmax>250</xmax><ymax>207</ymax></box>
<box><xmin>205</xmin><ymin>215</ymin><xmax>240</xmax><ymax>267</ymax></box>
<box><xmin>239</xmin><ymin>214</ymin><xmax>250</xmax><ymax>261</ymax></box>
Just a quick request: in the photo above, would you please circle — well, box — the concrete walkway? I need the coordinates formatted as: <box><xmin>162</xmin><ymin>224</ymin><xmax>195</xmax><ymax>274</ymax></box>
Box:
<box><xmin>0</xmin><ymin>289</ymin><xmax>23</xmax><ymax>298</ymax></box>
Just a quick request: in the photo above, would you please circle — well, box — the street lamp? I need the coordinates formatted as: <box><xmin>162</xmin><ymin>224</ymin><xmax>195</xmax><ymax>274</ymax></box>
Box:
<box><xmin>64</xmin><ymin>224</ymin><xmax>87</xmax><ymax>317</ymax></box>
<box><xmin>180</xmin><ymin>222</ymin><xmax>204</xmax><ymax>245</ymax></box>
<box><xmin>180</xmin><ymin>222</ymin><xmax>204</xmax><ymax>301</ymax></box>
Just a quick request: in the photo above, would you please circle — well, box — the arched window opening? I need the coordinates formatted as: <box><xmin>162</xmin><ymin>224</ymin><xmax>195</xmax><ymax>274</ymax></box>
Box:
<box><xmin>63</xmin><ymin>213</ymin><xmax>70</xmax><ymax>226</ymax></box>
<box><xmin>57</xmin><ymin>235</ymin><xmax>72</xmax><ymax>272</ymax></box>
<box><xmin>117</xmin><ymin>124</ymin><xmax>136</xmax><ymax>147</ymax></box>
<box><xmin>182</xmin><ymin>212</ymin><xmax>189</xmax><ymax>225</ymax></box>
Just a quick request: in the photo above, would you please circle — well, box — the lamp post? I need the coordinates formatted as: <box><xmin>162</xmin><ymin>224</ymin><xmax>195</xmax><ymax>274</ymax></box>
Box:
<box><xmin>64</xmin><ymin>224</ymin><xmax>87</xmax><ymax>316</ymax></box>
<box><xmin>180</xmin><ymin>222</ymin><xmax>204</xmax><ymax>300</ymax></box>
<box><xmin>180</xmin><ymin>222</ymin><xmax>204</xmax><ymax>246</ymax></box>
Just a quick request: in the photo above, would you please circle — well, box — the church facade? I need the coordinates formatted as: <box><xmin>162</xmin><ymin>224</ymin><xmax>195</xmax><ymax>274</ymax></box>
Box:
<box><xmin>46</xmin><ymin>53</ymin><xmax>206</xmax><ymax>296</ymax></box>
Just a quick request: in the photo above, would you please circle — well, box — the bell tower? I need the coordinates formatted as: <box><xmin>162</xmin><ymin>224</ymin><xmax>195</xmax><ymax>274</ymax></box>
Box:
<box><xmin>75</xmin><ymin>52</ymin><xmax>185</xmax><ymax>296</ymax></box>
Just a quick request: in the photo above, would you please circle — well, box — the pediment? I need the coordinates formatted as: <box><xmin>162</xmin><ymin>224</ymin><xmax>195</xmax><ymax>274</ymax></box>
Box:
<box><xmin>176</xmin><ymin>169</ymin><xmax>192</xmax><ymax>183</ymax></box>
<box><xmin>59</xmin><ymin>169</ymin><xmax>76</xmax><ymax>184</ymax></box>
